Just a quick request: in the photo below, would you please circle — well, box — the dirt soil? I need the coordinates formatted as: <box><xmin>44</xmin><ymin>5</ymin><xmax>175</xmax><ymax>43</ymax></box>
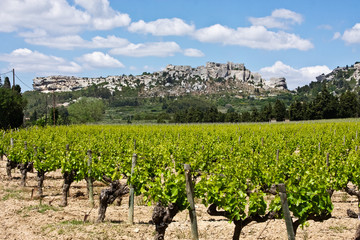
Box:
<box><xmin>0</xmin><ymin>158</ymin><xmax>359</xmax><ymax>240</ymax></box>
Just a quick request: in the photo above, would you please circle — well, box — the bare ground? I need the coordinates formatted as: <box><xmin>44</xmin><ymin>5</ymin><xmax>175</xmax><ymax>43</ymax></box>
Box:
<box><xmin>0</xmin><ymin>158</ymin><xmax>359</xmax><ymax>240</ymax></box>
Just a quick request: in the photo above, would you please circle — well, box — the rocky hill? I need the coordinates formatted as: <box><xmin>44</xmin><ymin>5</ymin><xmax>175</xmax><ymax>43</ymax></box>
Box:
<box><xmin>33</xmin><ymin>62</ymin><xmax>288</xmax><ymax>96</ymax></box>
<box><xmin>297</xmin><ymin>62</ymin><xmax>360</xmax><ymax>96</ymax></box>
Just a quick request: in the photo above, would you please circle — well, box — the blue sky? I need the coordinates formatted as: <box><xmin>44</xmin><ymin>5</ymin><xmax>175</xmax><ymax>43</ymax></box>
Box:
<box><xmin>0</xmin><ymin>0</ymin><xmax>360</xmax><ymax>91</ymax></box>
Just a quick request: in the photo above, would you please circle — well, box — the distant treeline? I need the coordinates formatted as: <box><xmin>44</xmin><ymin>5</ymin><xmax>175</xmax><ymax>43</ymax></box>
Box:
<box><xmin>171</xmin><ymin>84</ymin><xmax>359</xmax><ymax>123</ymax></box>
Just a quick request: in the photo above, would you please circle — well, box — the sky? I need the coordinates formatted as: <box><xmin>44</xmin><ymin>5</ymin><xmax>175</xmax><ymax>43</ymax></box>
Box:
<box><xmin>0</xmin><ymin>0</ymin><xmax>360</xmax><ymax>91</ymax></box>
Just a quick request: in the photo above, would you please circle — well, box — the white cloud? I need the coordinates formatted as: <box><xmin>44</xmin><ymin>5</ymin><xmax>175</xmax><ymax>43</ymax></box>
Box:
<box><xmin>25</xmin><ymin>35</ymin><xmax>129</xmax><ymax>50</ymax></box>
<box><xmin>0</xmin><ymin>0</ymin><xmax>130</xmax><ymax>35</ymax></box>
<box><xmin>128</xmin><ymin>18</ymin><xmax>195</xmax><ymax>36</ymax></box>
<box><xmin>75</xmin><ymin>0</ymin><xmax>130</xmax><ymax>30</ymax></box>
<box><xmin>109</xmin><ymin>42</ymin><xmax>182</xmax><ymax>57</ymax></box>
<box><xmin>318</xmin><ymin>24</ymin><xmax>333</xmax><ymax>30</ymax></box>
<box><xmin>249</xmin><ymin>9</ymin><xmax>303</xmax><ymax>29</ymax></box>
<box><xmin>342</xmin><ymin>23</ymin><xmax>360</xmax><ymax>44</ymax></box>
<box><xmin>183</xmin><ymin>48</ymin><xmax>205</xmax><ymax>57</ymax></box>
<box><xmin>193</xmin><ymin>24</ymin><xmax>313</xmax><ymax>51</ymax></box>
<box><xmin>0</xmin><ymin>48</ymin><xmax>82</xmax><ymax>74</ymax></box>
<box><xmin>333</xmin><ymin>32</ymin><xmax>341</xmax><ymax>40</ymax></box>
<box><xmin>259</xmin><ymin>61</ymin><xmax>331</xmax><ymax>89</ymax></box>
<box><xmin>77</xmin><ymin>51</ymin><xmax>124</xmax><ymax>68</ymax></box>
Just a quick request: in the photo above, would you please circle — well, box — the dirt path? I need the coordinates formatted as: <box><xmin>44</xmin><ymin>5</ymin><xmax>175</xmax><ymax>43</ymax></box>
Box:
<box><xmin>0</xmin><ymin>158</ymin><xmax>359</xmax><ymax>240</ymax></box>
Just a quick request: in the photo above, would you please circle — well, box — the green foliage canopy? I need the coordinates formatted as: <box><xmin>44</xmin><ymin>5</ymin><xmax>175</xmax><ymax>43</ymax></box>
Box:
<box><xmin>0</xmin><ymin>87</ymin><xmax>26</xmax><ymax>129</ymax></box>
<box><xmin>68</xmin><ymin>97</ymin><xmax>105</xmax><ymax>123</ymax></box>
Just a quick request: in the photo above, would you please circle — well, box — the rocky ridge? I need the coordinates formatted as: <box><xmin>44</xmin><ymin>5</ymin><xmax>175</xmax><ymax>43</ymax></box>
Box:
<box><xmin>316</xmin><ymin>62</ymin><xmax>360</xmax><ymax>84</ymax></box>
<box><xmin>33</xmin><ymin>62</ymin><xmax>288</xmax><ymax>96</ymax></box>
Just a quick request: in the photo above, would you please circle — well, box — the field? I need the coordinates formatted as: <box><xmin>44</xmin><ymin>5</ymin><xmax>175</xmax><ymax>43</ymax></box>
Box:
<box><xmin>0</xmin><ymin>163</ymin><xmax>359</xmax><ymax>240</ymax></box>
<box><xmin>1</xmin><ymin>121</ymin><xmax>360</xmax><ymax>239</ymax></box>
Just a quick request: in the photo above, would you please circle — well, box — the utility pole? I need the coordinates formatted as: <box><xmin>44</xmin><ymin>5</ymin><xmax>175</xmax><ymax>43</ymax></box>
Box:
<box><xmin>12</xmin><ymin>69</ymin><xmax>15</xmax><ymax>90</ymax></box>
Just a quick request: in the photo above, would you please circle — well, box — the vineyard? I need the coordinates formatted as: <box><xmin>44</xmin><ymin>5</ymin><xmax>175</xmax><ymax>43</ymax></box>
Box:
<box><xmin>1</xmin><ymin>121</ymin><xmax>360</xmax><ymax>239</ymax></box>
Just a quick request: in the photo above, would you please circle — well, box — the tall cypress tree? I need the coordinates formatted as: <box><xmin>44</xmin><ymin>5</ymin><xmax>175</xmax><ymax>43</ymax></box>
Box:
<box><xmin>3</xmin><ymin>76</ymin><xmax>11</xmax><ymax>89</ymax></box>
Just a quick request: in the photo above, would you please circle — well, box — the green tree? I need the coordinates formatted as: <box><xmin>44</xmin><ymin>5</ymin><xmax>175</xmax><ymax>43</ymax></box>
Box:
<box><xmin>339</xmin><ymin>91</ymin><xmax>359</xmax><ymax>118</ymax></box>
<box><xmin>0</xmin><ymin>88</ymin><xmax>26</xmax><ymax>129</ymax></box>
<box><xmin>3</xmin><ymin>77</ymin><xmax>11</xmax><ymax>89</ymax></box>
<box><xmin>250</xmin><ymin>107</ymin><xmax>259</xmax><ymax>122</ymax></box>
<box><xmin>311</xmin><ymin>84</ymin><xmax>339</xmax><ymax>119</ymax></box>
<box><xmin>289</xmin><ymin>101</ymin><xmax>304</xmax><ymax>121</ymax></box>
<box><xmin>260</xmin><ymin>103</ymin><xmax>273</xmax><ymax>122</ymax></box>
<box><xmin>241</xmin><ymin>111</ymin><xmax>251</xmax><ymax>122</ymax></box>
<box><xmin>68</xmin><ymin>97</ymin><xmax>105</xmax><ymax>123</ymax></box>
<box><xmin>273</xmin><ymin>99</ymin><xmax>286</xmax><ymax>121</ymax></box>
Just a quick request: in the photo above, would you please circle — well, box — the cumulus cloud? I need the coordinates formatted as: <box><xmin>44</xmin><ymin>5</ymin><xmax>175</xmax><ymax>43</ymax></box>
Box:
<box><xmin>25</xmin><ymin>35</ymin><xmax>129</xmax><ymax>50</ymax></box>
<box><xmin>183</xmin><ymin>48</ymin><xmax>204</xmax><ymax>57</ymax></box>
<box><xmin>342</xmin><ymin>23</ymin><xmax>360</xmax><ymax>44</ymax></box>
<box><xmin>0</xmin><ymin>0</ymin><xmax>130</xmax><ymax>35</ymax></box>
<box><xmin>249</xmin><ymin>9</ymin><xmax>303</xmax><ymax>29</ymax></box>
<box><xmin>75</xmin><ymin>0</ymin><xmax>130</xmax><ymax>30</ymax></box>
<box><xmin>109</xmin><ymin>42</ymin><xmax>182</xmax><ymax>57</ymax></box>
<box><xmin>259</xmin><ymin>61</ymin><xmax>331</xmax><ymax>89</ymax></box>
<box><xmin>0</xmin><ymin>48</ymin><xmax>82</xmax><ymax>74</ymax></box>
<box><xmin>128</xmin><ymin>18</ymin><xmax>195</xmax><ymax>36</ymax></box>
<box><xmin>193</xmin><ymin>24</ymin><xmax>313</xmax><ymax>51</ymax></box>
<box><xmin>77</xmin><ymin>51</ymin><xmax>124</xmax><ymax>68</ymax></box>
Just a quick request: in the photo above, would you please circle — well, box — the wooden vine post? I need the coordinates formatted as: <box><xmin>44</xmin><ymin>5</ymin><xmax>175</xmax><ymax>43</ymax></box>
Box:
<box><xmin>87</xmin><ymin>150</ymin><xmax>94</xmax><ymax>207</ymax></box>
<box><xmin>278</xmin><ymin>183</ymin><xmax>295</xmax><ymax>240</ymax></box>
<box><xmin>6</xmin><ymin>138</ymin><xmax>15</xmax><ymax>178</ymax></box>
<box><xmin>128</xmin><ymin>153</ymin><xmax>137</xmax><ymax>224</ymax></box>
<box><xmin>184</xmin><ymin>164</ymin><xmax>199</xmax><ymax>240</ymax></box>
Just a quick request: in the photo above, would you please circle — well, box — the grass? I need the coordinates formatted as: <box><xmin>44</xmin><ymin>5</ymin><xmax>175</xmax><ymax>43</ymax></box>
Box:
<box><xmin>17</xmin><ymin>204</ymin><xmax>61</xmax><ymax>214</ymax></box>
<box><xmin>1</xmin><ymin>188</ymin><xmax>23</xmax><ymax>201</ymax></box>
<box><xmin>60</xmin><ymin>220</ymin><xmax>84</xmax><ymax>225</ymax></box>
<box><xmin>328</xmin><ymin>225</ymin><xmax>350</xmax><ymax>233</ymax></box>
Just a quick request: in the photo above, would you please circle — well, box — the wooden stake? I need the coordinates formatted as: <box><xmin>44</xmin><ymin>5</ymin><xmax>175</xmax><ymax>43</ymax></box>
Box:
<box><xmin>184</xmin><ymin>164</ymin><xmax>199</xmax><ymax>240</ymax></box>
<box><xmin>87</xmin><ymin>150</ymin><xmax>94</xmax><ymax>207</ymax></box>
<box><xmin>278</xmin><ymin>184</ymin><xmax>295</xmax><ymax>240</ymax></box>
<box><xmin>128</xmin><ymin>153</ymin><xmax>137</xmax><ymax>224</ymax></box>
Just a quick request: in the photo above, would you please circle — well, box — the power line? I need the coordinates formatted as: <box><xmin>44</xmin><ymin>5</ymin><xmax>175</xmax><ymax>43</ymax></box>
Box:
<box><xmin>0</xmin><ymin>70</ymin><xmax>13</xmax><ymax>76</ymax></box>
<box><xmin>15</xmin><ymin>73</ymin><xmax>33</xmax><ymax>90</ymax></box>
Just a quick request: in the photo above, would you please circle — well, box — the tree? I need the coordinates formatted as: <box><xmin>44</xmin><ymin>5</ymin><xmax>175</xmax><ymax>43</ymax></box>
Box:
<box><xmin>3</xmin><ymin>77</ymin><xmax>11</xmax><ymax>89</ymax></box>
<box><xmin>12</xmin><ymin>84</ymin><xmax>21</xmax><ymax>93</ymax></box>
<box><xmin>260</xmin><ymin>103</ymin><xmax>273</xmax><ymax>122</ymax></box>
<box><xmin>311</xmin><ymin>84</ymin><xmax>339</xmax><ymax>119</ymax></box>
<box><xmin>68</xmin><ymin>97</ymin><xmax>105</xmax><ymax>123</ymax></box>
<box><xmin>289</xmin><ymin>101</ymin><xmax>304</xmax><ymax>121</ymax></box>
<box><xmin>339</xmin><ymin>91</ymin><xmax>359</xmax><ymax>118</ymax></box>
<box><xmin>0</xmin><ymin>88</ymin><xmax>26</xmax><ymax>129</ymax></box>
<box><xmin>241</xmin><ymin>111</ymin><xmax>251</xmax><ymax>122</ymax></box>
<box><xmin>250</xmin><ymin>107</ymin><xmax>259</xmax><ymax>122</ymax></box>
<box><xmin>273</xmin><ymin>99</ymin><xmax>286</xmax><ymax>121</ymax></box>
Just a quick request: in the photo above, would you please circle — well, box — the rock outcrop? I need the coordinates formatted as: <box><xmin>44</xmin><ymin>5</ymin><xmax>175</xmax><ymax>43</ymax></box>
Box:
<box><xmin>316</xmin><ymin>62</ymin><xmax>360</xmax><ymax>84</ymax></box>
<box><xmin>33</xmin><ymin>62</ymin><xmax>288</xmax><ymax>96</ymax></box>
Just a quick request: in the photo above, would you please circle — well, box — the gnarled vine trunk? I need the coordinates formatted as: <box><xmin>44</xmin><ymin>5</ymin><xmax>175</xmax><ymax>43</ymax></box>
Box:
<box><xmin>37</xmin><ymin>170</ymin><xmax>45</xmax><ymax>197</ymax></box>
<box><xmin>18</xmin><ymin>162</ymin><xmax>33</xmax><ymax>187</ymax></box>
<box><xmin>60</xmin><ymin>170</ymin><xmax>76</xmax><ymax>207</ymax></box>
<box><xmin>207</xmin><ymin>203</ymin><xmax>276</xmax><ymax>240</ymax></box>
<box><xmin>6</xmin><ymin>159</ymin><xmax>18</xmax><ymax>178</ymax></box>
<box><xmin>152</xmin><ymin>202</ymin><xmax>179</xmax><ymax>240</ymax></box>
<box><xmin>97</xmin><ymin>180</ymin><xmax>129</xmax><ymax>222</ymax></box>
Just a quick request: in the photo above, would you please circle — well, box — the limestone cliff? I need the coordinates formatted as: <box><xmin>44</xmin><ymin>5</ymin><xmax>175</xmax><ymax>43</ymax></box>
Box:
<box><xmin>33</xmin><ymin>62</ymin><xmax>288</xmax><ymax>96</ymax></box>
